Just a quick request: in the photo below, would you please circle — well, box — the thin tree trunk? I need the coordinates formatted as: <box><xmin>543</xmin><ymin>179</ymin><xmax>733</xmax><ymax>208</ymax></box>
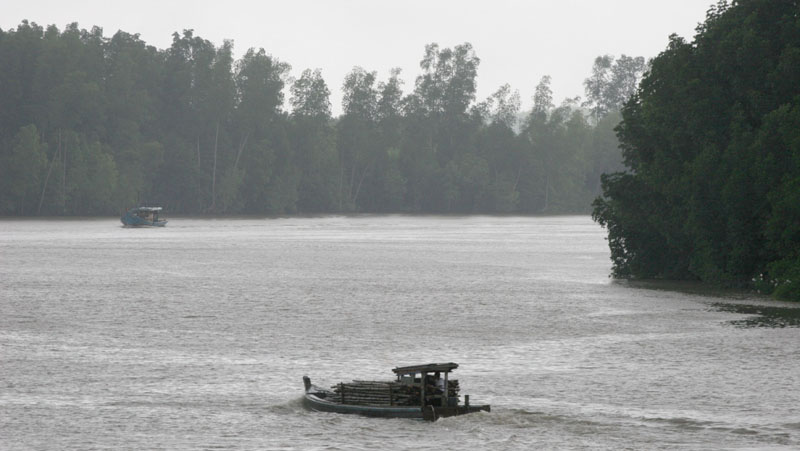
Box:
<box><xmin>351</xmin><ymin>156</ymin><xmax>376</xmax><ymax>209</ymax></box>
<box><xmin>338</xmin><ymin>165</ymin><xmax>344</xmax><ymax>212</ymax></box>
<box><xmin>543</xmin><ymin>173</ymin><xmax>550</xmax><ymax>212</ymax></box>
<box><xmin>210</xmin><ymin>122</ymin><xmax>220</xmax><ymax>211</ymax></box>
<box><xmin>62</xmin><ymin>135</ymin><xmax>67</xmax><ymax>213</ymax></box>
<box><xmin>38</xmin><ymin>130</ymin><xmax>61</xmax><ymax>215</ymax></box>
<box><xmin>196</xmin><ymin>136</ymin><xmax>201</xmax><ymax>168</ymax></box>
<box><xmin>233</xmin><ymin>132</ymin><xmax>249</xmax><ymax>171</ymax></box>
<box><xmin>349</xmin><ymin>164</ymin><xmax>357</xmax><ymax>203</ymax></box>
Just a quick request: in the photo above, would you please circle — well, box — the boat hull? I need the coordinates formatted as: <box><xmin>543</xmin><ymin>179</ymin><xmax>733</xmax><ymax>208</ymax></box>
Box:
<box><xmin>303</xmin><ymin>393</ymin><xmax>425</xmax><ymax>419</ymax></box>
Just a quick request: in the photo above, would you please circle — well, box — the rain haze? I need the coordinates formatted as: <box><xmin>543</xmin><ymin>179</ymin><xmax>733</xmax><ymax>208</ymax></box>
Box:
<box><xmin>4</xmin><ymin>1</ymin><xmax>800</xmax><ymax>448</ymax></box>
<box><xmin>3</xmin><ymin>0</ymin><xmax>713</xmax><ymax>115</ymax></box>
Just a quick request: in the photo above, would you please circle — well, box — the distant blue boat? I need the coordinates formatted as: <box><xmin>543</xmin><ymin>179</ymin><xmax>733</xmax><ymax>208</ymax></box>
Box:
<box><xmin>121</xmin><ymin>207</ymin><xmax>168</xmax><ymax>227</ymax></box>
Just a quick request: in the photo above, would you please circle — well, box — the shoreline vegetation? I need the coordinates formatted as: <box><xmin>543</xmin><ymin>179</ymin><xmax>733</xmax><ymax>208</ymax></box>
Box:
<box><xmin>0</xmin><ymin>20</ymin><xmax>644</xmax><ymax>218</ymax></box>
<box><xmin>592</xmin><ymin>0</ymin><xmax>800</xmax><ymax>301</ymax></box>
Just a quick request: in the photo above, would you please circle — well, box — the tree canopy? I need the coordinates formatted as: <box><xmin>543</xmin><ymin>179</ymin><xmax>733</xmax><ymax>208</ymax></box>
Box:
<box><xmin>592</xmin><ymin>0</ymin><xmax>800</xmax><ymax>301</ymax></box>
<box><xmin>0</xmin><ymin>20</ymin><xmax>643</xmax><ymax>218</ymax></box>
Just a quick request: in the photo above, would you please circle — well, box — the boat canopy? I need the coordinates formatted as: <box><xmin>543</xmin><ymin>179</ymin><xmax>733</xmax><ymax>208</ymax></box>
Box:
<box><xmin>392</xmin><ymin>363</ymin><xmax>459</xmax><ymax>375</ymax></box>
<box><xmin>131</xmin><ymin>206</ymin><xmax>162</xmax><ymax>211</ymax></box>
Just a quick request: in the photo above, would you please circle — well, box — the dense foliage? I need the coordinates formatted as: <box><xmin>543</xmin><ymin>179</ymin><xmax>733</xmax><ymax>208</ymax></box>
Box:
<box><xmin>0</xmin><ymin>21</ymin><xmax>641</xmax><ymax>217</ymax></box>
<box><xmin>593</xmin><ymin>0</ymin><xmax>800</xmax><ymax>300</ymax></box>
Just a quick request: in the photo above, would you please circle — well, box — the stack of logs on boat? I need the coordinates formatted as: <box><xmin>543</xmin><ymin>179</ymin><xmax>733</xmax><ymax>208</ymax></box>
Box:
<box><xmin>331</xmin><ymin>380</ymin><xmax>460</xmax><ymax>406</ymax></box>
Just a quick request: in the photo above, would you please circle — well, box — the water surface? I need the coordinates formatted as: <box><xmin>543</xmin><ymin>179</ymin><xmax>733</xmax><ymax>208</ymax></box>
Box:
<box><xmin>1</xmin><ymin>216</ymin><xmax>798</xmax><ymax>450</ymax></box>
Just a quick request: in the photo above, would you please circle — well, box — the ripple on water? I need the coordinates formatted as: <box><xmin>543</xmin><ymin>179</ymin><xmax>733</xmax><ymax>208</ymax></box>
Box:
<box><xmin>2</xmin><ymin>216</ymin><xmax>800</xmax><ymax>450</ymax></box>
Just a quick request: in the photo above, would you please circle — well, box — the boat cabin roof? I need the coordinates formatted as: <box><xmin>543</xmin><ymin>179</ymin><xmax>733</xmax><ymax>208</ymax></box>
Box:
<box><xmin>132</xmin><ymin>206</ymin><xmax>162</xmax><ymax>212</ymax></box>
<box><xmin>392</xmin><ymin>362</ymin><xmax>459</xmax><ymax>375</ymax></box>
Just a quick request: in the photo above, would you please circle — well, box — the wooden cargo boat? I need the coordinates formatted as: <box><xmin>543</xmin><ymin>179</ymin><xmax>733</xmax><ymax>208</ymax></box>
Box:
<box><xmin>302</xmin><ymin>362</ymin><xmax>490</xmax><ymax>421</ymax></box>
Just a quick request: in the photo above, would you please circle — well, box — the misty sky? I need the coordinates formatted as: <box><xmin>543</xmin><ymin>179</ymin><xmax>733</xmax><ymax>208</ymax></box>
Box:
<box><xmin>4</xmin><ymin>0</ymin><xmax>713</xmax><ymax>115</ymax></box>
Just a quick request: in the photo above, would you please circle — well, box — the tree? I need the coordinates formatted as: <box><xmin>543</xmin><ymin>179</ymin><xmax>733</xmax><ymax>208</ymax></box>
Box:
<box><xmin>233</xmin><ymin>48</ymin><xmax>291</xmax><ymax>213</ymax></box>
<box><xmin>338</xmin><ymin>67</ymin><xmax>380</xmax><ymax>211</ymax></box>
<box><xmin>532</xmin><ymin>75</ymin><xmax>554</xmax><ymax>116</ymax></box>
<box><xmin>290</xmin><ymin>69</ymin><xmax>338</xmax><ymax>211</ymax></box>
<box><xmin>593</xmin><ymin>0</ymin><xmax>800</xmax><ymax>300</ymax></box>
<box><xmin>605</xmin><ymin>55</ymin><xmax>647</xmax><ymax>110</ymax></box>
<box><xmin>158</xmin><ymin>30</ymin><xmax>216</xmax><ymax>212</ymax></box>
<box><xmin>582</xmin><ymin>55</ymin><xmax>613</xmax><ymax>121</ymax></box>
<box><xmin>472</xmin><ymin>84</ymin><xmax>523</xmax><ymax>212</ymax></box>
<box><xmin>206</xmin><ymin>39</ymin><xmax>236</xmax><ymax>212</ymax></box>
<box><xmin>365</xmin><ymin>68</ymin><xmax>407</xmax><ymax>212</ymax></box>
<box><xmin>480</xmin><ymin>83</ymin><xmax>521</xmax><ymax>129</ymax></box>
<box><xmin>400</xmin><ymin>43</ymin><xmax>482</xmax><ymax>211</ymax></box>
<box><xmin>0</xmin><ymin>22</ymin><xmax>642</xmax><ymax>220</ymax></box>
<box><xmin>0</xmin><ymin>21</ymin><xmax>45</xmax><ymax>136</ymax></box>
<box><xmin>583</xmin><ymin>54</ymin><xmax>647</xmax><ymax>122</ymax></box>
<box><xmin>291</xmin><ymin>68</ymin><xmax>331</xmax><ymax>118</ymax></box>
<box><xmin>0</xmin><ymin>125</ymin><xmax>47</xmax><ymax>214</ymax></box>
<box><xmin>64</xmin><ymin>137</ymin><xmax>118</xmax><ymax>214</ymax></box>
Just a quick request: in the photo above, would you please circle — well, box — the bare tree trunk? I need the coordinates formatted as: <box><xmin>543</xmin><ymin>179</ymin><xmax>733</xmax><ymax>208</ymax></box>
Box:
<box><xmin>211</xmin><ymin>122</ymin><xmax>219</xmax><ymax>211</ymax></box>
<box><xmin>233</xmin><ymin>132</ymin><xmax>249</xmax><ymax>171</ymax></box>
<box><xmin>349</xmin><ymin>164</ymin><xmax>357</xmax><ymax>205</ymax></box>
<box><xmin>543</xmin><ymin>173</ymin><xmax>550</xmax><ymax>212</ymax></box>
<box><xmin>38</xmin><ymin>130</ymin><xmax>61</xmax><ymax>215</ymax></box>
<box><xmin>196</xmin><ymin>136</ymin><xmax>201</xmax><ymax>168</ymax></box>
<box><xmin>338</xmin><ymin>165</ymin><xmax>344</xmax><ymax>211</ymax></box>
<box><xmin>351</xmin><ymin>156</ymin><xmax>376</xmax><ymax>209</ymax></box>
<box><xmin>62</xmin><ymin>135</ymin><xmax>67</xmax><ymax>213</ymax></box>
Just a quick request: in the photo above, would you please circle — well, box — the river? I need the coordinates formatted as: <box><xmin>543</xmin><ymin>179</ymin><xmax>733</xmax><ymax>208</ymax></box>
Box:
<box><xmin>1</xmin><ymin>215</ymin><xmax>799</xmax><ymax>450</ymax></box>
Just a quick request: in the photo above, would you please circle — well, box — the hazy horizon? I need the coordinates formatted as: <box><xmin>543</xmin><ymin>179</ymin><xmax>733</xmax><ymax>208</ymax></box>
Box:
<box><xmin>3</xmin><ymin>0</ymin><xmax>713</xmax><ymax>115</ymax></box>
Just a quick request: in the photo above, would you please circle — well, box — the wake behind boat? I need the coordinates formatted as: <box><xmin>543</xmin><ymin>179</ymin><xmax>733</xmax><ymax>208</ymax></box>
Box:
<box><xmin>121</xmin><ymin>206</ymin><xmax>167</xmax><ymax>227</ymax></box>
<box><xmin>302</xmin><ymin>362</ymin><xmax>490</xmax><ymax>421</ymax></box>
